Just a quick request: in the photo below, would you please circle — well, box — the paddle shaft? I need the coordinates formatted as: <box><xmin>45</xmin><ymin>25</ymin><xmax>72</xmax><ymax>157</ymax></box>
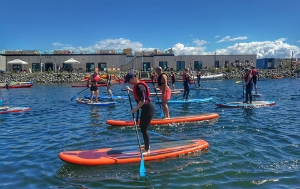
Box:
<box><xmin>127</xmin><ymin>90</ymin><xmax>143</xmax><ymax>155</ymax></box>
<box><xmin>70</xmin><ymin>87</ymin><xmax>89</xmax><ymax>101</ymax></box>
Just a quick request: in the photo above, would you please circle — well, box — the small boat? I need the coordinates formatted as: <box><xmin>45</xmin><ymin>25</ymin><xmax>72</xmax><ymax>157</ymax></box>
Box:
<box><xmin>270</xmin><ymin>75</ymin><xmax>284</xmax><ymax>79</ymax></box>
<box><xmin>0</xmin><ymin>83</ymin><xmax>34</xmax><ymax>89</ymax></box>
<box><xmin>0</xmin><ymin>106</ymin><xmax>30</xmax><ymax>114</ymax></box>
<box><xmin>200</xmin><ymin>74</ymin><xmax>223</xmax><ymax>80</ymax></box>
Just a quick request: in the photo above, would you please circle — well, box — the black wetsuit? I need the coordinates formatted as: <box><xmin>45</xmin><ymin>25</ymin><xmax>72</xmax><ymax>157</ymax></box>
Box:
<box><xmin>135</xmin><ymin>84</ymin><xmax>155</xmax><ymax>151</ymax></box>
<box><xmin>183</xmin><ymin>73</ymin><xmax>191</xmax><ymax>99</ymax></box>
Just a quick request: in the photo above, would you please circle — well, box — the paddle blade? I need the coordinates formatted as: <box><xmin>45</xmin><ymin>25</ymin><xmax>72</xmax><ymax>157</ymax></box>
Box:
<box><xmin>160</xmin><ymin>109</ymin><xmax>164</xmax><ymax>118</ymax></box>
<box><xmin>139</xmin><ymin>154</ymin><xmax>146</xmax><ymax>177</ymax></box>
<box><xmin>236</xmin><ymin>81</ymin><xmax>242</xmax><ymax>84</ymax></box>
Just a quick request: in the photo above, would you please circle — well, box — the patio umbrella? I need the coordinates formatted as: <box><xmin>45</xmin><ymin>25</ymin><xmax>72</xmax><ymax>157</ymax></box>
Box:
<box><xmin>64</xmin><ymin>58</ymin><xmax>80</xmax><ymax>64</ymax></box>
<box><xmin>7</xmin><ymin>59</ymin><xmax>28</xmax><ymax>64</ymax></box>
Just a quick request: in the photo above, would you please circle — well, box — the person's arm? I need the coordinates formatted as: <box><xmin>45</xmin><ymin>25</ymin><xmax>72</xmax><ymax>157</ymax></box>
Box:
<box><xmin>161</xmin><ymin>74</ymin><xmax>168</xmax><ymax>95</ymax></box>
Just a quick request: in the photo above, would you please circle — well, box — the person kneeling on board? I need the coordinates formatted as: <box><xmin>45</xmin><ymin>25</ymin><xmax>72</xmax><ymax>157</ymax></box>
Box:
<box><xmin>125</xmin><ymin>72</ymin><xmax>154</xmax><ymax>156</ymax></box>
<box><xmin>88</xmin><ymin>69</ymin><xmax>99</xmax><ymax>103</ymax></box>
<box><xmin>156</xmin><ymin>67</ymin><xmax>171</xmax><ymax>119</ymax></box>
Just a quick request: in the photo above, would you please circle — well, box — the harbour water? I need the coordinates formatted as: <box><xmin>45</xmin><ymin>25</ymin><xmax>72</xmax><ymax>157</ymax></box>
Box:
<box><xmin>0</xmin><ymin>78</ymin><xmax>299</xmax><ymax>188</ymax></box>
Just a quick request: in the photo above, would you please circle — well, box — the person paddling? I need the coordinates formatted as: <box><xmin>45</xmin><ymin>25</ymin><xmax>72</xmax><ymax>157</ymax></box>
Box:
<box><xmin>125</xmin><ymin>72</ymin><xmax>154</xmax><ymax>156</ymax></box>
<box><xmin>196</xmin><ymin>70</ymin><xmax>202</xmax><ymax>88</ymax></box>
<box><xmin>251</xmin><ymin>66</ymin><xmax>259</xmax><ymax>94</ymax></box>
<box><xmin>106</xmin><ymin>70</ymin><xmax>113</xmax><ymax>97</ymax></box>
<box><xmin>88</xmin><ymin>69</ymin><xmax>99</xmax><ymax>103</ymax></box>
<box><xmin>243</xmin><ymin>68</ymin><xmax>253</xmax><ymax>104</ymax></box>
<box><xmin>170</xmin><ymin>71</ymin><xmax>176</xmax><ymax>89</ymax></box>
<box><xmin>155</xmin><ymin>67</ymin><xmax>171</xmax><ymax>119</ymax></box>
<box><xmin>182</xmin><ymin>68</ymin><xmax>191</xmax><ymax>100</ymax></box>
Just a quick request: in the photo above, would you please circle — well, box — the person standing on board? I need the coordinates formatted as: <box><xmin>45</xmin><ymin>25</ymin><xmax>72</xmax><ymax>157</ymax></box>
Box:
<box><xmin>125</xmin><ymin>72</ymin><xmax>154</xmax><ymax>156</ymax></box>
<box><xmin>156</xmin><ymin>67</ymin><xmax>171</xmax><ymax>119</ymax></box>
<box><xmin>88</xmin><ymin>69</ymin><xmax>99</xmax><ymax>103</ymax></box>
<box><xmin>243</xmin><ymin>68</ymin><xmax>253</xmax><ymax>104</ymax></box>
<box><xmin>106</xmin><ymin>70</ymin><xmax>113</xmax><ymax>97</ymax></box>
<box><xmin>182</xmin><ymin>68</ymin><xmax>191</xmax><ymax>100</ymax></box>
<box><xmin>251</xmin><ymin>66</ymin><xmax>259</xmax><ymax>94</ymax></box>
<box><xmin>196</xmin><ymin>70</ymin><xmax>202</xmax><ymax>88</ymax></box>
<box><xmin>170</xmin><ymin>71</ymin><xmax>176</xmax><ymax>89</ymax></box>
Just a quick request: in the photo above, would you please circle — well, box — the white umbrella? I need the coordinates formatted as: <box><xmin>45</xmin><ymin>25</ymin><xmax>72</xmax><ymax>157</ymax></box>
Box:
<box><xmin>7</xmin><ymin>59</ymin><xmax>28</xmax><ymax>64</ymax></box>
<box><xmin>64</xmin><ymin>58</ymin><xmax>80</xmax><ymax>64</ymax></box>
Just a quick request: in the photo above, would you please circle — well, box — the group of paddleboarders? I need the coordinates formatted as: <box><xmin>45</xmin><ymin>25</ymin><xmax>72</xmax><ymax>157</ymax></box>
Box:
<box><xmin>87</xmin><ymin>69</ymin><xmax>114</xmax><ymax>103</ymax></box>
<box><xmin>243</xmin><ymin>66</ymin><xmax>259</xmax><ymax>104</ymax></box>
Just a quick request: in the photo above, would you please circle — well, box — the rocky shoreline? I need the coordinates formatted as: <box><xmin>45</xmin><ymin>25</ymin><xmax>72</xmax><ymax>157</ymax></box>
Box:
<box><xmin>0</xmin><ymin>68</ymin><xmax>299</xmax><ymax>84</ymax></box>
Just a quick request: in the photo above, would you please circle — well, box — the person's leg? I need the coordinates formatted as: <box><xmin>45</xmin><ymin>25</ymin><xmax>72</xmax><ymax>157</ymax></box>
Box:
<box><xmin>90</xmin><ymin>90</ymin><xmax>94</xmax><ymax>103</ymax></box>
<box><xmin>162</xmin><ymin>100</ymin><xmax>170</xmax><ymax>118</ymax></box>
<box><xmin>139</xmin><ymin>105</ymin><xmax>154</xmax><ymax>153</ymax></box>
<box><xmin>95</xmin><ymin>90</ymin><xmax>99</xmax><ymax>102</ymax></box>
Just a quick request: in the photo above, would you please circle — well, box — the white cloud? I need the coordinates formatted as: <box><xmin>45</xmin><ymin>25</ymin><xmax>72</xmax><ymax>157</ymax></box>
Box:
<box><xmin>216</xmin><ymin>36</ymin><xmax>248</xmax><ymax>43</ymax></box>
<box><xmin>52</xmin><ymin>42</ymin><xmax>71</xmax><ymax>47</ymax></box>
<box><xmin>171</xmin><ymin>38</ymin><xmax>299</xmax><ymax>58</ymax></box>
<box><xmin>215</xmin><ymin>35</ymin><xmax>219</xmax><ymax>38</ymax></box>
<box><xmin>49</xmin><ymin>38</ymin><xmax>299</xmax><ymax>58</ymax></box>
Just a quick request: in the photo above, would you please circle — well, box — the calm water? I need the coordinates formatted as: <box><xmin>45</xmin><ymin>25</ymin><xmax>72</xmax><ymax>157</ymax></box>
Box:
<box><xmin>0</xmin><ymin>78</ymin><xmax>299</xmax><ymax>189</ymax></box>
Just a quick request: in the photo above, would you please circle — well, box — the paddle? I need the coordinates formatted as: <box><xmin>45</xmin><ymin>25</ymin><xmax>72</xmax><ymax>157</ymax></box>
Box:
<box><xmin>236</xmin><ymin>81</ymin><xmax>242</xmax><ymax>84</ymax></box>
<box><xmin>70</xmin><ymin>87</ymin><xmax>89</xmax><ymax>101</ymax></box>
<box><xmin>151</xmin><ymin>78</ymin><xmax>164</xmax><ymax>118</ymax></box>
<box><xmin>190</xmin><ymin>66</ymin><xmax>201</xmax><ymax>99</ymax></box>
<box><xmin>242</xmin><ymin>75</ymin><xmax>245</xmax><ymax>101</ymax></box>
<box><xmin>126</xmin><ymin>90</ymin><xmax>147</xmax><ymax>177</ymax></box>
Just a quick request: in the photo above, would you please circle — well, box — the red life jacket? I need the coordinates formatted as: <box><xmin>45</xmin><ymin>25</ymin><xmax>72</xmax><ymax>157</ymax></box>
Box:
<box><xmin>133</xmin><ymin>81</ymin><xmax>151</xmax><ymax>101</ymax></box>
<box><xmin>244</xmin><ymin>73</ymin><xmax>250</xmax><ymax>82</ymax></box>
<box><xmin>182</xmin><ymin>73</ymin><xmax>186</xmax><ymax>80</ymax></box>
<box><xmin>252</xmin><ymin>69</ymin><xmax>258</xmax><ymax>76</ymax></box>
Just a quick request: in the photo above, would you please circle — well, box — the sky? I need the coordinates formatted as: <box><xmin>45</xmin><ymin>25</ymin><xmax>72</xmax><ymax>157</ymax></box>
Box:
<box><xmin>0</xmin><ymin>0</ymin><xmax>299</xmax><ymax>59</ymax></box>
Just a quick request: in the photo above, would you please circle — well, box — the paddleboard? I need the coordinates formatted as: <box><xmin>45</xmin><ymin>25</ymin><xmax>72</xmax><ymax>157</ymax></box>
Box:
<box><xmin>76</xmin><ymin>98</ymin><xmax>116</xmax><ymax>106</ymax></box>
<box><xmin>155</xmin><ymin>98</ymin><xmax>213</xmax><ymax>104</ymax></box>
<box><xmin>84</xmin><ymin>94</ymin><xmax>128</xmax><ymax>100</ymax></box>
<box><xmin>191</xmin><ymin>87</ymin><xmax>218</xmax><ymax>90</ymax></box>
<box><xmin>106</xmin><ymin>113</ymin><xmax>219</xmax><ymax>126</ymax></box>
<box><xmin>150</xmin><ymin>90</ymin><xmax>181</xmax><ymax>95</ymax></box>
<box><xmin>0</xmin><ymin>106</ymin><xmax>30</xmax><ymax>114</ymax></box>
<box><xmin>59</xmin><ymin>139</ymin><xmax>209</xmax><ymax>165</ymax></box>
<box><xmin>215</xmin><ymin>101</ymin><xmax>276</xmax><ymax>108</ymax></box>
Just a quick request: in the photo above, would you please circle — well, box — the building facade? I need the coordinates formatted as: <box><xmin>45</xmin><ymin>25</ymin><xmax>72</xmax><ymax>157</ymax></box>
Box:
<box><xmin>0</xmin><ymin>49</ymin><xmax>256</xmax><ymax>73</ymax></box>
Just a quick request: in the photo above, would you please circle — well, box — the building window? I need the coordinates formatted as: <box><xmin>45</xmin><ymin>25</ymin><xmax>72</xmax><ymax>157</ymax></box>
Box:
<box><xmin>86</xmin><ymin>63</ymin><xmax>95</xmax><ymax>72</ymax></box>
<box><xmin>176</xmin><ymin>61</ymin><xmax>185</xmax><ymax>71</ymax></box>
<box><xmin>32</xmin><ymin>63</ymin><xmax>41</xmax><ymax>72</ymax></box>
<box><xmin>194</xmin><ymin>61</ymin><xmax>203</xmax><ymax>70</ymax></box>
<box><xmin>215</xmin><ymin>61</ymin><xmax>220</xmax><ymax>68</ymax></box>
<box><xmin>159</xmin><ymin>61</ymin><xmax>168</xmax><ymax>70</ymax></box>
<box><xmin>98</xmin><ymin>62</ymin><xmax>106</xmax><ymax>71</ymax></box>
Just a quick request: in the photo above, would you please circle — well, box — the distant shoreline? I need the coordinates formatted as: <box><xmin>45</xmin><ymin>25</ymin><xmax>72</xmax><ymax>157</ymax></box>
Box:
<box><xmin>0</xmin><ymin>68</ymin><xmax>299</xmax><ymax>84</ymax></box>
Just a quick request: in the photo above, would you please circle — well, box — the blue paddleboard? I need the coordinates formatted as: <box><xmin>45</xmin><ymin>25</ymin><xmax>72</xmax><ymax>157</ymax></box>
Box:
<box><xmin>155</xmin><ymin>97</ymin><xmax>213</xmax><ymax>104</ymax></box>
<box><xmin>84</xmin><ymin>94</ymin><xmax>128</xmax><ymax>100</ymax></box>
<box><xmin>215</xmin><ymin>100</ymin><xmax>276</xmax><ymax>108</ymax></box>
<box><xmin>76</xmin><ymin>98</ymin><xmax>116</xmax><ymax>106</ymax></box>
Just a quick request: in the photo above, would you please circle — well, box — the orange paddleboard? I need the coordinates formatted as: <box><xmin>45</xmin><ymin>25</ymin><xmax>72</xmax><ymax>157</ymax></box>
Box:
<box><xmin>59</xmin><ymin>139</ymin><xmax>208</xmax><ymax>165</ymax></box>
<box><xmin>106</xmin><ymin>113</ymin><xmax>219</xmax><ymax>126</ymax></box>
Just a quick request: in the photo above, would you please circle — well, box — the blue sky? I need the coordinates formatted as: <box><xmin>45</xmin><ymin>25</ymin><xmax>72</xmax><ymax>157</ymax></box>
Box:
<box><xmin>1</xmin><ymin>0</ymin><xmax>299</xmax><ymax>58</ymax></box>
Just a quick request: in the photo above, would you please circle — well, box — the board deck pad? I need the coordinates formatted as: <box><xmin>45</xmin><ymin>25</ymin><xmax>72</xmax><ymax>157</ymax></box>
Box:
<box><xmin>106</xmin><ymin>113</ymin><xmax>219</xmax><ymax>126</ymax></box>
<box><xmin>76</xmin><ymin>98</ymin><xmax>116</xmax><ymax>106</ymax></box>
<box><xmin>155</xmin><ymin>97</ymin><xmax>213</xmax><ymax>104</ymax></box>
<box><xmin>215</xmin><ymin>101</ymin><xmax>276</xmax><ymax>108</ymax></box>
<box><xmin>59</xmin><ymin>139</ymin><xmax>209</xmax><ymax>165</ymax></box>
